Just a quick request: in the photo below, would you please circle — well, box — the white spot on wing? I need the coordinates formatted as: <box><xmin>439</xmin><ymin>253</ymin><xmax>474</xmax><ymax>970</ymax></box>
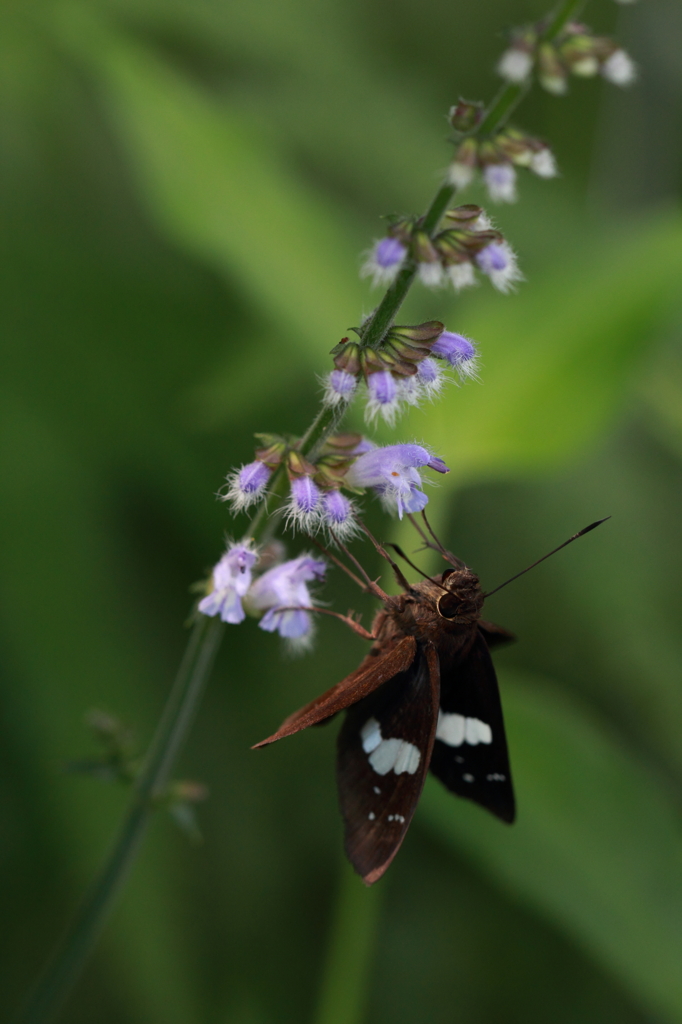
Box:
<box><xmin>361</xmin><ymin>718</ymin><xmax>421</xmax><ymax>776</ymax></box>
<box><xmin>436</xmin><ymin>711</ymin><xmax>492</xmax><ymax>747</ymax></box>
<box><xmin>463</xmin><ymin>773</ymin><xmax>475</xmax><ymax>782</ymax></box>
<box><xmin>436</xmin><ymin>712</ymin><xmax>465</xmax><ymax>746</ymax></box>
<box><xmin>465</xmin><ymin>717</ymin><xmax>492</xmax><ymax>745</ymax></box>
<box><xmin>373</xmin><ymin>786</ymin><xmax>381</xmax><ymax>795</ymax></box>
<box><xmin>368</xmin><ymin>812</ymin><xmax>375</xmax><ymax>820</ymax></box>
<box><xmin>486</xmin><ymin>773</ymin><xmax>506</xmax><ymax>782</ymax></box>
<box><xmin>361</xmin><ymin>717</ymin><xmax>382</xmax><ymax>753</ymax></box>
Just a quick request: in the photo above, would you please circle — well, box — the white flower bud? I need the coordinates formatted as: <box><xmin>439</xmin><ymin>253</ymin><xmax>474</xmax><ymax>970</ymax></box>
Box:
<box><xmin>601</xmin><ymin>49</ymin><xmax>637</xmax><ymax>86</ymax></box>
<box><xmin>497</xmin><ymin>48</ymin><xmax>534</xmax><ymax>83</ymax></box>
<box><xmin>529</xmin><ymin>147</ymin><xmax>558</xmax><ymax>179</ymax></box>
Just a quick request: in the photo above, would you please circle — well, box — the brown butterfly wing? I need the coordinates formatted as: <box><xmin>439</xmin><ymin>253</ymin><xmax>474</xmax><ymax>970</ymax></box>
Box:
<box><xmin>336</xmin><ymin>643</ymin><xmax>439</xmax><ymax>884</ymax></box>
<box><xmin>429</xmin><ymin>629</ymin><xmax>515</xmax><ymax>823</ymax></box>
<box><xmin>253</xmin><ymin>635</ymin><xmax>417</xmax><ymax>748</ymax></box>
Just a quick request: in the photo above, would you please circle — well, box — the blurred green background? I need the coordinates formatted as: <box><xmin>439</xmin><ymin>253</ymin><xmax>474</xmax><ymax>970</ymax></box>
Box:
<box><xmin>2</xmin><ymin>0</ymin><xmax>682</xmax><ymax>1021</ymax></box>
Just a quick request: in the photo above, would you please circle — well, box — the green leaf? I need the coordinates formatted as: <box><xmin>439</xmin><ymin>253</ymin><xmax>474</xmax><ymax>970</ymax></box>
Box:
<box><xmin>420</xmin><ymin>672</ymin><xmax>682</xmax><ymax>1022</ymax></box>
<box><xmin>55</xmin><ymin>6</ymin><xmax>365</xmax><ymax>363</ymax></box>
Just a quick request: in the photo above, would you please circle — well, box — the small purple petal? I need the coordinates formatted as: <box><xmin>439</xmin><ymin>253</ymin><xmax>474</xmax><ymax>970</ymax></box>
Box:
<box><xmin>290</xmin><ymin>476</ymin><xmax>320</xmax><ymax>514</ymax></box>
<box><xmin>325</xmin><ymin>369</ymin><xmax>357</xmax><ymax>406</ymax></box>
<box><xmin>367</xmin><ymin>370</ymin><xmax>397</xmax><ymax>406</ymax></box>
<box><xmin>417</xmin><ymin>358</ymin><xmax>440</xmax><ymax>385</ymax></box>
<box><xmin>476</xmin><ymin>243</ymin><xmax>508</xmax><ymax>273</ymax></box>
<box><xmin>401</xmin><ymin>487</ymin><xmax>429</xmax><ymax>516</ymax></box>
<box><xmin>259</xmin><ymin>607</ymin><xmax>312</xmax><ymax>639</ymax></box>
<box><xmin>475</xmin><ymin>242</ymin><xmax>523</xmax><ymax>294</ymax></box>
<box><xmin>375</xmin><ymin>237</ymin><xmax>407</xmax><ymax>268</ymax></box>
<box><xmin>238</xmin><ymin>461</ymin><xmax>271</xmax><ymax>493</ymax></box>
<box><xmin>483</xmin><ymin>163</ymin><xmax>517</xmax><ymax>203</ymax></box>
<box><xmin>431</xmin><ymin>331</ymin><xmax>476</xmax><ymax>367</ymax></box>
<box><xmin>427</xmin><ymin>456</ymin><xmax>449</xmax><ymax>474</ymax></box>
<box><xmin>322</xmin><ymin>490</ymin><xmax>351</xmax><ymax>525</ymax></box>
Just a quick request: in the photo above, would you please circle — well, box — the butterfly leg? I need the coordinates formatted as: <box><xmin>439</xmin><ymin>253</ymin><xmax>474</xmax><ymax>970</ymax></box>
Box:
<box><xmin>274</xmin><ymin>605</ymin><xmax>376</xmax><ymax>640</ymax></box>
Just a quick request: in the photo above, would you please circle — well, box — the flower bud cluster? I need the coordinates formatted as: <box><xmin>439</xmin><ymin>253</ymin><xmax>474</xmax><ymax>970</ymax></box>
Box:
<box><xmin>326</xmin><ymin>319</ymin><xmax>481</xmax><ymax>423</ymax></box>
<box><xmin>497</xmin><ymin>22</ymin><xmax>637</xmax><ymax>93</ymax></box>
<box><xmin>199</xmin><ymin>542</ymin><xmax>326</xmax><ymax>649</ymax></box>
<box><xmin>362</xmin><ymin>204</ymin><xmax>521</xmax><ymax>292</ymax></box>
<box><xmin>223</xmin><ymin>437</ymin><xmax>450</xmax><ymax>536</ymax></box>
<box><xmin>448</xmin><ymin>126</ymin><xmax>557</xmax><ymax>204</ymax></box>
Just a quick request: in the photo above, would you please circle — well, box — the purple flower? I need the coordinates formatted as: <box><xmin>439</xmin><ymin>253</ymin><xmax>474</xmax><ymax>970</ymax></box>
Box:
<box><xmin>475</xmin><ymin>241</ymin><xmax>523</xmax><ymax>294</ymax></box>
<box><xmin>198</xmin><ymin>543</ymin><xmax>258</xmax><ymax>624</ymax></box>
<box><xmin>224</xmin><ymin>460</ymin><xmax>272</xmax><ymax>511</ymax></box>
<box><xmin>483</xmin><ymin>163</ymin><xmax>517</xmax><ymax>203</ymax></box>
<box><xmin>361</xmin><ymin>237</ymin><xmax>407</xmax><ymax>287</ymax></box>
<box><xmin>247</xmin><ymin>555</ymin><xmax>326</xmax><ymax>647</ymax></box>
<box><xmin>416</xmin><ymin>357</ymin><xmax>444</xmax><ymax>396</ymax></box>
<box><xmin>431</xmin><ymin>331</ymin><xmax>478</xmax><ymax>379</ymax></box>
<box><xmin>284</xmin><ymin>475</ymin><xmax>321</xmax><ymax>533</ymax></box>
<box><xmin>324</xmin><ymin>369</ymin><xmax>358</xmax><ymax>407</ymax></box>
<box><xmin>365</xmin><ymin>370</ymin><xmax>400</xmax><ymax>425</ymax></box>
<box><xmin>321</xmin><ymin>490</ymin><xmax>357</xmax><ymax>539</ymax></box>
<box><xmin>398</xmin><ymin>359</ymin><xmax>444</xmax><ymax>408</ymax></box>
<box><xmin>345</xmin><ymin>443</ymin><xmax>449</xmax><ymax>519</ymax></box>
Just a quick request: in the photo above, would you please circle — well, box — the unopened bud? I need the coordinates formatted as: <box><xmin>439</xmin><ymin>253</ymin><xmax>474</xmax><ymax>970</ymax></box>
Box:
<box><xmin>497</xmin><ymin>46</ymin><xmax>534</xmax><ymax>83</ymax></box>
<box><xmin>325</xmin><ymin>433</ymin><xmax>365</xmax><ymax>452</ymax></box>
<box><xmin>447</xmin><ymin>138</ymin><xmax>478</xmax><ymax>189</ymax></box>
<box><xmin>538</xmin><ymin>44</ymin><xmax>568</xmax><ymax>94</ymax></box>
<box><xmin>601</xmin><ymin>48</ymin><xmax>637</xmax><ymax>86</ymax></box>
<box><xmin>389</xmin><ymin>321</ymin><xmax>444</xmax><ymax>343</ymax></box>
<box><xmin>442</xmin><ymin>205</ymin><xmax>483</xmax><ymax>226</ymax></box>
<box><xmin>287</xmin><ymin>451</ymin><xmax>318</xmax><ymax>479</ymax></box>
<box><xmin>561</xmin><ymin>35</ymin><xmax>600</xmax><ymax>76</ymax></box>
<box><xmin>448</xmin><ymin>99</ymin><xmax>484</xmax><ymax>132</ymax></box>
<box><xmin>331</xmin><ymin>339</ymin><xmax>362</xmax><ymax>375</ymax></box>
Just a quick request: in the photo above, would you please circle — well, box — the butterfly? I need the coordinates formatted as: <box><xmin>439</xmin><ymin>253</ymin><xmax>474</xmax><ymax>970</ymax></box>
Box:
<box><xmin>254</xmin><ymin>515</ymin><xmax>607</xmax><ymax>884</ymax></box>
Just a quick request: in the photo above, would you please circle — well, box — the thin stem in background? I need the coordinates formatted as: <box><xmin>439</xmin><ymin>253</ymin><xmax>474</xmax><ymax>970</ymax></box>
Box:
<box><xmin>14</xmin><ymin>0</ymin><xmax>587</xmax><ymax>1020</ymax></box>
<box><xmin>313</xmin><ymin>860</ymin><xmax>384</xmax><ymax>1024</ymax></box>
<box><xmin>13</xmin><ymin>616</ymin><xmax>224</xmax><ymax>1024</ymax></box>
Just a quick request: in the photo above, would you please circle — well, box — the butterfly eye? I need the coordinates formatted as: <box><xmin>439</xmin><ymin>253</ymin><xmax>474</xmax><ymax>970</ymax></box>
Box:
<box><xmin>437</xmin><ymin>592</ymin><xmax>461</xmax><ymax>619</ymax></box>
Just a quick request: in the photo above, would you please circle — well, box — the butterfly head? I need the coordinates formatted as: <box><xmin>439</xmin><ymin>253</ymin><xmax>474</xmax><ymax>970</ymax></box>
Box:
<box><xmin>436</xmin><ymin>568</ymin><xmax>483</xmax><ymax>622</ymax></box>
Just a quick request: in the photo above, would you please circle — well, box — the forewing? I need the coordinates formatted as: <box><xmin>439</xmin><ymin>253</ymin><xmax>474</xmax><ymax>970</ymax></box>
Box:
<box><xmin>337</xmin><ymin>644</ymin><xmax>439</xmax><ymax>884</ymax></box>
<box><xmin>253</xmin><ymin>635</ymin><xmax>417</xmax><ymax>748</ymax></box>
<box><xmin>429</xmin><ymin>629</ymin><xmax>515</xmax><ymax>823</ymax></box>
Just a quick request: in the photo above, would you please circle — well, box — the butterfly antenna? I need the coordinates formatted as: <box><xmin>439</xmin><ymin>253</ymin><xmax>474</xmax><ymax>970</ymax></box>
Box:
<box><xmin>357</xmin><ymin>522</ymin><xmax>413</xmax><ymax>592</ymax></box>
<box><xmin>328</xmin><ymin>529</ymin><xmax>391</xmax><ymax>602</ymax></box>
<box><xmin>406</xmin><ymin>514</ymin><xmax>448</xmax><ymax>560</ymax></box>
<box><xmin>421</xmin><ymin>510</ymin><xmax>465</xmax><ymax>568</ymax></box>
<box><xmin>385</xmin><ymin>543</ymin><xmax>450</xmax><ymax>593</ymax></box>
<box><xmin>483</xmin><ymin>518</ymin><xmax>611</xmax><ymax>599</ymax></box>
<box><xmin>309</xmin><ymin>536</ymin><xmax>369</xmax><ymax>593</ymax></box>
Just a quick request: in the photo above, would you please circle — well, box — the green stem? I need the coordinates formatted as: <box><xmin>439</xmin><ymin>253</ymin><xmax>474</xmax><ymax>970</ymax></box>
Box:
<box><xmin>357</xmin><ymin>0</ymin><xmax>584</xmax><ymax>353</ymax></box>
<box><xmin>13</xmin><ymin>615</ymin><xmax>224</xmax><ymax>1024</ymax></box>
<box><xmin>313</xmin><ymin>860</ymin><xmax>384</xmax><ymax>1024</ymax></box>
<box><xmin>544</xmin><ymin>0</ymin><xmax>586</xmax><ymax>39</ymax></box>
